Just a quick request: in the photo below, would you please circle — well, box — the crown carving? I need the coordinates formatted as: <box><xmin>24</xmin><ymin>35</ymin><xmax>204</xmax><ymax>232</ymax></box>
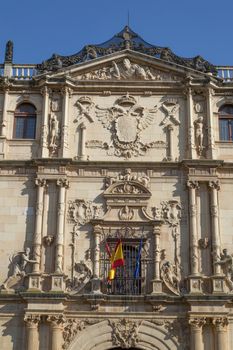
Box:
<box><xmin>116</xmin><ymin>94</ymin><xmax>136</xmax><ymax>106</ymax></box>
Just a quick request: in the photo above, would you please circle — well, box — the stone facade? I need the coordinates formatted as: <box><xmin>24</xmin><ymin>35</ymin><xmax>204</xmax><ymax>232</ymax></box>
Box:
<box><xmin>0</xmin><ymin>27</ymin><xmax>233</xmax><ymax>349</ymax></box>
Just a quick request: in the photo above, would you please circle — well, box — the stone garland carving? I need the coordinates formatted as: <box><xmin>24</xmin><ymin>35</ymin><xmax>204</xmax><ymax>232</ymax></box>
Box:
<box><xmin>105</xmin><ymin>168</ymin><xmax>150</xmax><ymax>189</ymax></box>
<box><xmin>62</xmin><ymin>318</ymin><xmax>101</xmax><ymax>349</ymax></box>
<box><xmin>1</xmin><ymin>247</ymin><xmax>36</xmax><ymax>291</ymax></box>
<box><xmin>49</xmin><ymin>113</ymin><xmax>60</xmax><ymax>153</ymax></box>
<box><xmin>109</xmin><ymin>318</ymin><xmax>141</xmax><ymax>349</ymax></box>
<box><xmin>96</xmin><ymin>94</ymin><xmax>160</xmax><ymax>158</ymax></box>
<box><xmin>68</xmin><ymin>199</ymin><xmax>104</xmax><ymax>226</ymax></box>
<box><xmin>214</xmin><ymin>248</ymin><xmax>233</xmax><ymax>290</ymax></box>
<box><xmin>102</xmin><ymin>226</ymin><xmax>148</xmax><ymax>241</ymax></box>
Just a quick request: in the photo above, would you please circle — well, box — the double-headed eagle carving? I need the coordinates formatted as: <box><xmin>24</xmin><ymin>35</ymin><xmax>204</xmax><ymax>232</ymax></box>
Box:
<box><xmin>95</xmin><ymin>94</ymin><xmax>158</xmax><ymax>157</ymax></box>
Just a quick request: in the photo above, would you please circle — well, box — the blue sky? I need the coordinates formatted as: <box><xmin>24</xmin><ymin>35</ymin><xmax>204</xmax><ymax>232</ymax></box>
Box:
<box><xmin>0</xmin><ymin>0</ymin><xmax>231</xmax><ymax>65</ymax></box>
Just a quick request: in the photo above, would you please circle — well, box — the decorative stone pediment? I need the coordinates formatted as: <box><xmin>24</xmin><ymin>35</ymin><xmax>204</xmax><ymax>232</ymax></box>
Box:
<box><xmin>104</xmin><ymin>181</ymin><xmax>151</xmax><ymax>198</ymax></box>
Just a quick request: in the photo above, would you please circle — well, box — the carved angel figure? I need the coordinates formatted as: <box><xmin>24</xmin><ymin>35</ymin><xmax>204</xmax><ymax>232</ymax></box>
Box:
<box><xmin>96</xmin><ymin>95</ymin><xmax>158</xmax><ymax>158</ymax></box>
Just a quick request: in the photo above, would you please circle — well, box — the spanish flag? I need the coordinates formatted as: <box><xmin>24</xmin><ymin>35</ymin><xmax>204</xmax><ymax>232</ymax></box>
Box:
<box><xmin>108</xmin><ymin>240</ymin><xmax>124</xmax><ymax>280</ymax></box>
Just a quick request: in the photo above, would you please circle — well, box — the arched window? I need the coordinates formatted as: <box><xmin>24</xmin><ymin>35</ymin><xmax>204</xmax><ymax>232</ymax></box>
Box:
<box><xmin>14</xmin><ymin>103</ymin><xmax>36</xmax><ymax>139</ymax></box>
<box><xmin>219</xmin><ymin>104</ymin><xmax>233</xmax><ymax>141</ymax></box>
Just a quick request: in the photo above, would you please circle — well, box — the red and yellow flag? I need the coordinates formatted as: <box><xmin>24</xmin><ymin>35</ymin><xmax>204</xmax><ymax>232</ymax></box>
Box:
<box><xmin>107</xmin><ymin>240</ymin><xmax>124</xmax><ymax>280</ymax></box>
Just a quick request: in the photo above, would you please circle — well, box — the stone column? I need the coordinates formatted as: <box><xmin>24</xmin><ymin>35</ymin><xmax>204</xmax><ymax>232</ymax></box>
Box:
<box><xmin>61</xmin><ymin>87</ymin><xmax>71</xmax><ymax>157</ymax></box>
<box><xmin>213</xmin><ymin>317</ymin><xmax>229</xmax><ymax>350</ymax></box>
<box><xmin>79</xmin><ymin>122</ymin><xmax>86</xmax><ymax>160</ymax></box>
<box><xmin>1</xmin><ymin>86</ymin><xmax>9</xmax><ymax>138</ymax></box>
<box><xmin>187</xmin><ymin>180</ymin><xmax>199</xmax><ymax>275</ymax></box>
<box><xmin>24</xmin><ymin>314</ymin><xmax>40</xmax><ymax>350</ymax></box>
<box><xmin>206</xmin><ymin>87</ymin><xmax>215</xmax><ymax>159</ymax></box>
<box><xmin>47</xmin><ymin>315</ymin><xmax>66</xmax><ymax>350</ymax></box>
<box><xmin>41</xmin><ymin>86</ymin><xmax>49</xmax><ymax>158</ymax></box>
<box><xmin>55</xmin><ymin>179</ymin><xmax>69</xmax><ymax>273</ymax></box>
<box><xmin>187</xmin><ymin>180</ymin><xmax>202</xmax><ymax>292</ymax></box>
<box><xmin>189</xmin><ymin>318</ymin><xmax>206</xmax><ymax>350</ymax></box>
<box><xmin>167</xmin><ymin>124</ymin><xmax>174</xmax><ymax>161</ymax></box>
<box><xmin>32</xmin><ymin>179</ymin><xmax>46</xmax><ymax>273</ymax></box>
<box><xmin>151</xmin><ymin>224</ymin><xmax>162</xmax><ymax>293</ymax></box>
<box><xmin>91</xmin><ymin>224</ymin><xmax>102</xmax><ymax>293</ymax></box>
<box><xmin>209</xmin><ymin>180</ymin><xmax>221</xmax><ymax>274</ymax></box>
<box><xmin>186</xmin><ymin>86</ymin><xmax>196</xmax><ymax>158</ymax></box>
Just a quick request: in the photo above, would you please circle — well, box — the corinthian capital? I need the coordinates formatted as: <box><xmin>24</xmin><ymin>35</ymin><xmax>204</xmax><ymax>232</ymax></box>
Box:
<box><xmin>57</xmin><ymin>178</ymin><xmax>69</xmax><ymax>188</ymax></box>
<box><xmin>212</xmin><ymin>317</ymin><xmax>228</xmax><ymax>331</ymax></box>
<box><xmin>189</xmin><ymin>317</ymin><xmax>206</xmax><ymax>330</ymax></box>
<box><xmin>24</xmin><ymin>314</ymin><xmax>40</xmax><ymax>327</ymax></box>
<box><xmin>187</xmin><ymin>180</ymin><xmax>199</xmax><ymax>190</ymax></box>
<box><xmin>208</xmin><ymin>180</ymin><xmax>220</xmax><ymax>191</ymax></box>
<box><xmin>35</xmin><ymin>178</ymin><xmax>47</xmax><ymax>187</ymax></box>
<box><xmin>47</xmin><ymin>314</ymin><xmax>66</xmax><ymax>329</ymax></box>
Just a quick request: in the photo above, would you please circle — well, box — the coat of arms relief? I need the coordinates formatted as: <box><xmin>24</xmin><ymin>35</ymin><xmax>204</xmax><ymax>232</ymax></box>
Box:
<box><xmin>76</xmin><ymin>93</ymin><xmax>179</xmax><ymax>159</ymax></box>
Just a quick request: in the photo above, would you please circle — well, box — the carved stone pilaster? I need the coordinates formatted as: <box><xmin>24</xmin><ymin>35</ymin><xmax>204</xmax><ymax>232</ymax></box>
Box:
<box><xmin>61</xmin><ymin>87</ymin><xmax>72</xmax><ymax>157</ymax></box>
<box><xmin>109</xmin><ymin>318</ymin><xmax>141</xmax><ymax>349</ymax></box>
<box><xmin>185</xmin><ymin>86</ymin><xmax>196</xmax><ymax>158</ymax></box>
<box><xmin>24</xmin><ymin>314</ymin><xmax>40</xmax><ymax>350</ymax></box>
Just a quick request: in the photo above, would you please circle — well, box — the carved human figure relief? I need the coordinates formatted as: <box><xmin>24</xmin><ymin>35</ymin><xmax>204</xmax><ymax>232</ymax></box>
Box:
<box><xmin>49</xmin><ymin>114</ymin><xmax>60</xmax><ymax>152</ymax></box>
<box><xmin>119</xmin><ymin>205</ymin><xmax>134</xmax><ymax>220</ymax></box>
<box><xmin>96</xmin><ymin>94</ymin><xmax>158</xmax><ymax>158</ymax></box>
<box><xmin>194</xmin><ymin>116</ymin><xmax>204</xmax><ymax>155</ymax></box>
<box><xmin>1</xmin><ymin>247</ymin><xmax>36</xmax><ymax>290</ymax></box>
<box><xmin>215</xmin><ymin>248</ymin><xmax>233</xmax><ymax>290</ymax></box>
<box><xmin>160</xmin><ymin>249</ymin><xmax>180</xmax><ymax>295</ymax></box>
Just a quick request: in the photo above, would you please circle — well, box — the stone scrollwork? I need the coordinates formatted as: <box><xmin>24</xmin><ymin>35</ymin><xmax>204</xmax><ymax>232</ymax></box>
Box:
<box><xmin>109</xmin><ymin>318</ymin><xmax>141</xmax><ymax>349</ymax></box>
<box><xmin>68</xmin><ymin>199</ymin><xmax>104</xmax><ymax>226</ymax></box>
<box><xmin>62</xmin><ymin>318</ymin><xmax>101</xmax><ymax>349</ymax></box>
<box><xmin>96</xmin><ymin>94</ymin><xmax>159</xmax><ymax>158</ymax></box>
<box><xmin>24</xmin><ymin>314</ymin><xmax>41</xmax><ymax>327</ymax></box>
<box><xmin>1</xmin><ymin>247</ymin><xmax>36</xmax><ymax>291</ymax></box>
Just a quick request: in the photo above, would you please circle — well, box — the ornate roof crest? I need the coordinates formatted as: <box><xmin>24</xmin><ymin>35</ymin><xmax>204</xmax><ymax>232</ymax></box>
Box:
<box><xmin>37</xmin><ymin>26</ymin><xmax>217</xmax><ymax>75</ymax></box>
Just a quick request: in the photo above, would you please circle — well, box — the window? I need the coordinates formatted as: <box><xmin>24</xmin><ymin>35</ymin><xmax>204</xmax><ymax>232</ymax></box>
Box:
<box><xmin>101</xmin><ymin>238</ymin><xmax>147</xmax><ymax>295</ymax></box>
<box><xmin>219</xmin><ymin>104</ymin><xmax>233</xmax><ymax>141</ymax></box>
<box><xmin>14</xmin><ymin>103</ymin><xmax>36</xmax><ymax>139</ymax></box>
